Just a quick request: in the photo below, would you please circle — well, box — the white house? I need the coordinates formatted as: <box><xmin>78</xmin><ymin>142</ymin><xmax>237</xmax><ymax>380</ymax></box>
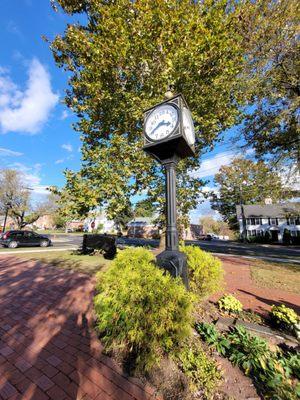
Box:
<box><xmin>236</xmin><ymin>202</ymin><xmax>300</xmax><ymax>243</ymax></box>
<box><xmin>84</xmin><ymin>212</ymin><xmax>116</xmax><ymax>233</ymax></box>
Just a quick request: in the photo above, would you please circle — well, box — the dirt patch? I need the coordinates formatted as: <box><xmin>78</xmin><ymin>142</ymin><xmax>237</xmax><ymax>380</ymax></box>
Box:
<box><xmin>215</xmin><ymin>354</ymin><xmax>260</xmax><ymax>400</ymax></box>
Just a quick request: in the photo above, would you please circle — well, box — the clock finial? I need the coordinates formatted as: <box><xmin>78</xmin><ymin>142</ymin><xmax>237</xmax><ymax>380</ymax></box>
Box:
<box><xmin>164</xmin><ymin>89</ymin><xmax>174</xmax><ymax>100</ymax></box>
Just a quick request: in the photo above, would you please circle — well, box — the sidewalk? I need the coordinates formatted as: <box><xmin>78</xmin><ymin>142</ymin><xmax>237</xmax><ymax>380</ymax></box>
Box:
<box><xmin>0</xmin><ymin>256</ymin><xmax>160</xmax><ymax>400</ymax></box>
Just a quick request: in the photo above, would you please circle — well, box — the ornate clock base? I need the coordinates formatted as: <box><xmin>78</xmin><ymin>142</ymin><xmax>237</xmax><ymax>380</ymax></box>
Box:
<box><xmin>156</xmin><ymin>250</ymin><xmax>189</xmax><ymax>290</ymax></box>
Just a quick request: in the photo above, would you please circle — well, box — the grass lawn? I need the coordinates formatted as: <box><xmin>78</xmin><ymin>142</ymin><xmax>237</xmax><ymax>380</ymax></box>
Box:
<box><xmin>36</xmin><ymin>230</ymin><xmax>83</xmax><ymax>235</ymax></box>
<box><xmin>15</xmin><ymin>250</ymin><xmax>111</xmax><ymax>275</ymax></box>
<box><xmin>250</xmin><ymin>260</ymin><xmax>300</xmax><ymax>294</ymax></box>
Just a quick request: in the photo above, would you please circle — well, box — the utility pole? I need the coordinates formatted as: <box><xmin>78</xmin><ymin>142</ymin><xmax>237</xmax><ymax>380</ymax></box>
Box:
<box><xmin>2</xmin><ymin>202</ymin><xmax>12</xmax><ymax>233</ymax></box>
<box><xmin>239</xmin><ymin>185</ymin><xmax>247</xmax><ymax>242</ymax></box>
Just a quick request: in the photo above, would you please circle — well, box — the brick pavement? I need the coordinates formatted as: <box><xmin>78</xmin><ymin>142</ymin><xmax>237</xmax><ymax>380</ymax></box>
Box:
<box><xmin>0</xmin><ymin>256</ymin><xmax>161</xmax><ymax>400</ymax></box>
<box><xmin>211</xmin><ymin>256</ymin><xmax>300</xmax><ymax>316</ymax></box>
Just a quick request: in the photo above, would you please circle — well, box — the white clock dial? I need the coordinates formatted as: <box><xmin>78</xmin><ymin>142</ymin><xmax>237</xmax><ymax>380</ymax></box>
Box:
<box><xmin>182</xmin><ymin>107</ymin><xmax>195</xmax><ymax>146</ymax></box>
<box><xmin>145</xmin><ymin>104</ymin><xmax>178</xmax><ymax>141</ymax></box>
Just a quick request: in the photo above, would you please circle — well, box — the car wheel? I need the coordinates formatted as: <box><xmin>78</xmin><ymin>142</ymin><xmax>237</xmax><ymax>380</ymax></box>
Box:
<box><xmin>8</xmin><ymin>241</ymin><xmax>18</xmax><ymax>249</ymax></box>
<box><xmin>40</xmin><ymin>240</ymin><xmax>49</xmax><ymax>247</ymax></box>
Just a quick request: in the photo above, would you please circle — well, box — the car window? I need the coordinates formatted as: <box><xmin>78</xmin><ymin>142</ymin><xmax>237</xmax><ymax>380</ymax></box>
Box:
<box><xmin>24</xmin><ymin>232</ymin><xmax>34</xmax><ymax>237</ymax></box>
<box><xmin>13</xmin><ymin>232</ymin><xmax>24</xmax><ymax>238</ymax></box>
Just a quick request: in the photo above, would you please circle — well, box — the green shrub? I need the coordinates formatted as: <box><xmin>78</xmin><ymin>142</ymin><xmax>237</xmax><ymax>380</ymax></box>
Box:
<box><xmin>176</xmin><ymin>339</ymin><xmax>221</xmax><ymax>398</ymax></box>
<box><xmin>217</xmin><ymin>294</ymin><xmax>243</xmax><ymax>314</ymax></box>
<box><xmin>270</xmin><ymin>304</ymin><xmax>299</xmax><ymax>334</ymax></box>
<box><xmin>196</xmin><ymin>322</ymin><xmax>230</xmax><ymax>356</ymax></box>
<box><xmin>279</xmin><ymin>351</ymin><xmax>300</xmax><ymax>380</ymax></box>
<box><xmin>180</xmin><ymin>245</ymin><xmax>223</xmax><ymax>298</ymax></box>
<box><xmin>227</xmin><ymin>326</ymin><xmax>274</xmax><ymax>375</ymax></box>
<box><xmin>94</xmin><ymin>247</ymin><xmax>194</xmax><ymax>372</ymax></box>
<box><xmin>198</xmin><ymin>323</ymin><xmax>299</xmax><ymax>400</ymax></box>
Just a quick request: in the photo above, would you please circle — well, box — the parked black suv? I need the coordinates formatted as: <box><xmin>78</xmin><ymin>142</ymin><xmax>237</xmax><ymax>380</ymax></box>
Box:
<box><xmin>0</xmin><ymin>230</ymin><xmax>51</xmax><ymax>249</ymax></box>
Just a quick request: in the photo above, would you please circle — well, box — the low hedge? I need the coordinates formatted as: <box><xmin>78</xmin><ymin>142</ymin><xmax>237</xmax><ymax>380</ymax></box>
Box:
<box><xmin>94</xmin><ymin>247</ymin><xmax>194</xmax><ymax>372</ymax></box>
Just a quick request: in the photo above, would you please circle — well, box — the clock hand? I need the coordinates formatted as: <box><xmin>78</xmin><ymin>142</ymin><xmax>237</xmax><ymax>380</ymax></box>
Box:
<box><xmin>151</xmin><ymin>120</ymin><xmax>171</xmax><ymax>135</ymax></box>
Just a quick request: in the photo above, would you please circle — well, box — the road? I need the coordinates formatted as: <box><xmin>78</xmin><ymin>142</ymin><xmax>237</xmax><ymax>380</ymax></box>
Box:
<box><xmin>0</xmin><ymin>234</ymin><xmax>299</xmax><ymax>263</ymax></box>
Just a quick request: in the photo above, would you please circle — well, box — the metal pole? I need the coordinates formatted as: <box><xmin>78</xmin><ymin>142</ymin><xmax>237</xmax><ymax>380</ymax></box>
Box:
<box><xmin>164</xmin><ymin>159</ymin><xmax>179</xmax><ymax>251</ymax></box>
<box><xmin>239</xmin><ymin>186</ymin><xmax>247</xmax><ymax>242</ymax></box>
<box><xmin>156</xmin><ymin>156</ymin><xmax>189</xmax><ymax>289</ymax></box>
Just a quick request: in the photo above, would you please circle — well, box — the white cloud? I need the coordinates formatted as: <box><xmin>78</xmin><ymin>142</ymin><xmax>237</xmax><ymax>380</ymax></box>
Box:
<box><xmin>6</xmin><ymin>162</ymin><xmax>50</xmax><ymax>201</ymax></box>
<box><xmin>61</xmin><ymin>143</ymin><xmax>73</xmax><ymax>152</ymax></box>
<box><xmin>0</xmin><ymin>59</ymin><xmax>59</xmax><ymax>134</ymax></box>
<box><xmin>192</xmin><ymin>151</ymin><xmax>235</xmax><ymax>179</ymax></box>
<box><xmin>55</xmin><ymin>159</ymin><xmax>64</xmax><ymax>164</ymax></box>
<box><xmin>189</xmin><ymin>200</ymin><xmax>221</xmax><ymax>223</ymax></box>
<box><xmin>0</xmin><ymin>147</ymin><xmax>23</xmax><ymax>157</ymax></box>
<box><xmin>191</xmin><ymin>148</ymin><xmax>254</xmax><ymax>179</ymax></box>
<box><xmin>60</xmin><ymin>110</ymin><xmax>69</xmax><ymax>120</ymax></box>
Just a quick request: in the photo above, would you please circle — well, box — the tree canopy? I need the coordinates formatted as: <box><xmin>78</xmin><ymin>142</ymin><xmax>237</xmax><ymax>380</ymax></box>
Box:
<box><xmin>237</xmin><ymin>0</ymin><xmax>299</xmax><ymax>169</ymax></box>
<box><xmin>210</xmin><ymin>158</ymin><xmax>289</xmax><ymax>230</ymax></box>
<box><xmin>0</xmin><ymin>169</ymin><xmax>51</xmax><ymax>229</ymax></box>
<box><xmin>199</xmin><ymin>216</ymin><xmax>233</xmax><ymax>238</ymax></box>
<box><xmin>49</xmin><ymin>0</ymin><xmax>251</xmax><ymax>221</ymax></box>
<box><xmin>49</xmin><ymin>0</ymin><xmax>298</xmax><ymax>224</ymax></box>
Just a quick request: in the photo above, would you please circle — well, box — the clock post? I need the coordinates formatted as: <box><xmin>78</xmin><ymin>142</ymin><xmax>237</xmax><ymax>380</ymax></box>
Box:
<box><xmin>143</xmin><ymin>94</ymin><xmax>195</xmax><ymax>289</ymax></box>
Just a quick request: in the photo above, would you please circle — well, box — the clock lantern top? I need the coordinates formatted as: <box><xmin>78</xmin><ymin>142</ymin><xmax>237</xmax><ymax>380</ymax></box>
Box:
<box><xmin>143</xmin><ymin>94</ymin><xmax>196</xmax><ymax>162</ymax></box>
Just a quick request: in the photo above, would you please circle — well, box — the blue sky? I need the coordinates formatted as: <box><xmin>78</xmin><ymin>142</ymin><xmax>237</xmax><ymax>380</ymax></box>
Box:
<box><xmin>0</xmin><ymin>0</ymin><xmax>248</xmax><ymax>222</ymax></box>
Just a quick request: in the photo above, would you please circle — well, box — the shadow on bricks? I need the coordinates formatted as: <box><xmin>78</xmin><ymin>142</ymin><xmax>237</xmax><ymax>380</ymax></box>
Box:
<box><xmin>0</xmin><ymin>256</ymin><xmax>158</xmax><ymax>400</ymax></box>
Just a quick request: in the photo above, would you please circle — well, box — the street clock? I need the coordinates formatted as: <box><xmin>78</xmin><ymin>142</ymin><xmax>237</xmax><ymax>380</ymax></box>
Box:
<box><xmin>142</xmin><ymin>93</ymin><xmax>196</xmax><ymax>288</ymax></box>
<box><xmin>143</xmin><ymin>94</ymin><xmax>195</xmax><ymax>162</ymax></box>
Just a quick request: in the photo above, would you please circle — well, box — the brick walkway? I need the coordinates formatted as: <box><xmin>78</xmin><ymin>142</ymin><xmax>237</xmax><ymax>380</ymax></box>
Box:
<box><xmin>0</xmin><ymin>256</ymin><xmax>160</xmax><ymax>400</ymax></box>
<box><xmin>211</xmin><ymin>256</ymin><xmax>300</xmax><ymax>316</ymax></box>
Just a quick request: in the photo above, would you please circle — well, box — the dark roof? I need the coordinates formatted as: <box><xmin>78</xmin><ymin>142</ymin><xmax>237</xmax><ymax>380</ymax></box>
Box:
<box><xmin>236</xmin><ymin>203</ymin><xmax>300</xmax><ymax>218</ymax></box>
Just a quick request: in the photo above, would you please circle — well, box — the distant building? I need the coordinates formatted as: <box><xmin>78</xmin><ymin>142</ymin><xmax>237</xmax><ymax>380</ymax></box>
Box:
<box><xmin>236</xmin><ymin>202</ymin><xmax>300</xmax><ymax>243</ymax></box>
<box><xmin>182</xmin><ymin>224</ymin><xmax>203</xmax><ymax>240</ymax></box>
<box><xmin>84</xmin><ymin>212</ymin><xmax>116</xmax><ymax>233</ymax></box>
<box><xmin>127</xmin><ymin>217</ymin><xmax>159</xmax><ymax>238</ymax></box>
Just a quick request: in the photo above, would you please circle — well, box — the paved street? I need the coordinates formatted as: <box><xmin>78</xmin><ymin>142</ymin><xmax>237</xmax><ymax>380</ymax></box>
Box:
<box><xmin>0</xmin><ymin>234</ymin><xmax>299</xmax><ymax>263</ymax></box>
<box><xmin>187</xmin><ymin>239</ymin><xmax>300</xmax><ymax>263</ymax></box>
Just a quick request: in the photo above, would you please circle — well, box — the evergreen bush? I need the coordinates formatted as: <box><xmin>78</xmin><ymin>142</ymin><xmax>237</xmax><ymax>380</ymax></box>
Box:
<box><xmin>217</xmin><ymin>294</ymin><xmax>243</xmax><ymax>314</ymax></box>
<box><xmin>176</xmin><ymin>339</ymin><xmax>221</xmax><ymax>398</ymax></box>
<box><xmin>94</xmin><ymin>247</ymin><xmax>194</xmax><ymax>372</ymax></box>
<box><xmin>270</xmin><ymin>304</ymin><xmax>299</xmax><ymax>336</ymax></box>
<box><xmin>180</xmin><ymin>245</ymin><xmax>223</xmax><ymax>298</ymax></box>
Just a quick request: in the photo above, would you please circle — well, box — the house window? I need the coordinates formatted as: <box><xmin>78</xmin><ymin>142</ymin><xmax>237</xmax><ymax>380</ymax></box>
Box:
<box><xmin>289</xmin><ymin>217</ymin><xmax>295</xmax><ymax>225</ymax></box>
<box><xmin>250</xmin><ymin>218</ymin><xmax>256</xmax><ymax>225</ymax></box>
<box><xmin>255</xmin><ymin>218</ymin><xmax>261</xmax><ymax>225</ymax></box>
<box><xmin>295</xmin><ymin>217</ymin><xmax>300</xmax><ymax>225</ymax></box>
<box><xmin>270</xmin><ymin>218</ymin><xmax>278</xmax><ymax>225</ymax></box>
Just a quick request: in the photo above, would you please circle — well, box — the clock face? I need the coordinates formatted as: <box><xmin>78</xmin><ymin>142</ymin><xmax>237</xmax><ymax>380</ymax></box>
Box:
<box><xmin>182</xmin><ymin>107</ymin><xmax>195</xmax><ymax>146</ymax></box>
<box><xmin>145</xmin><ymin>104</ymin><xmax>179</xmax><ymax>142</ymax></box>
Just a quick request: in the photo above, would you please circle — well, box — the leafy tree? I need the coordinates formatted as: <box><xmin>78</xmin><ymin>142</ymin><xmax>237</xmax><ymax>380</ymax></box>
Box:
<box><xmin>134</xmin><ymin>199</ymin><xmax>155</xmax><ymax>218</ymax></box>
<box><xmin>237</xmin><ymin>0</ymin><xmax>300</xmax><ymax>169</ymax></box>
<box><xmin>0</xmin><ymin>169</ymin><xmax>49</xmax><ymax>229</ymax></box>
<box><xmin>114</xmin><ymin>200</ymin><xmax>133</xmax><ymax>231</ymax></box>
<box><xmin>210</xmin><ymin>158</ymin><xmax>288</xmax><ymax>230</ymax></box>
<box><xmin>49</xmin><ymin>0</ymin><xmax>252</xmax><ymax>223</ymax></box>
<box><xmin>199</xmin><ymin>216</ymin><xmax>233</xmax><ymax>237</ymax></box>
